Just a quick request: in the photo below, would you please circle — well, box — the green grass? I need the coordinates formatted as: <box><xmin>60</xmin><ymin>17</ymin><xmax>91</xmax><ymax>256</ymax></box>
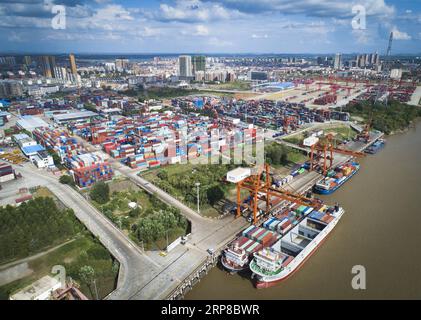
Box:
<box><xmin>143</xmin><ymin>164</ymin><xmax>236</xmax><ymax>218</ymax></box>
<box><xmin>283</xmin><ymin>135</ymin><xmax>304</xmax><ymax>145</ymax></box>
<box><xmin>207</xmin><ymin>81</ymin><xmax>251</xmax><ymax>91</ymax></box>
<box><xmin>325</xmin><ymin>126</ymin><xmax>357</xmax><ymax>141</ymax></box>
<box><xmin>91</xmin><ymin>179</ymin><xmax>189</xmax><ymax>250</ymax></box>
<box><xmin>0</xmin><ymin>235</ymin><xmax>118</xmax><ymax>300</ymax></box>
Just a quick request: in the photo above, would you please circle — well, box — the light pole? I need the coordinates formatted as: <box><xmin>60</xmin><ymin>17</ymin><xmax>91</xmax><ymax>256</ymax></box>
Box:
<box><xmin>195</xmin><ymin>182</ymin><xmax>201</xmax><ymax>214</ymax></box>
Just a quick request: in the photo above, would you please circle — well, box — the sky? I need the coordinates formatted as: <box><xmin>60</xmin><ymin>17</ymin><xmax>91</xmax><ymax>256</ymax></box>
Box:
<box><xmin>0</xmin><ymin>0</ymin><xmax>420</xmax><ymax>54</ymax></box>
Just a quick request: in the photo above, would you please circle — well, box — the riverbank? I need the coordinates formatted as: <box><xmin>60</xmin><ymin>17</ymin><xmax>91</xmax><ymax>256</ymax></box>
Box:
<box><xmin>185</xmin><ymin>120</ymin><xmax>421</xmax><ymax>299</ymax></box>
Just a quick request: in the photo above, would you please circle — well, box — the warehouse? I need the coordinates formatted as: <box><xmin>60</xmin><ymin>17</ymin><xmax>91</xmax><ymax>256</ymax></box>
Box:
<box><xmin>16</xmin><ymin>115</ymin><xmax>49</xmax><ymax>132</ymax></box>
<box><xmin>0</xmin><ymin>162</ymin><xmax>15</xmax><ymax>183</ymax></box>
<box><xmin>53</xmin><ymin>110</ymin><xmax>97</xmax><ymax>124</ymax></box>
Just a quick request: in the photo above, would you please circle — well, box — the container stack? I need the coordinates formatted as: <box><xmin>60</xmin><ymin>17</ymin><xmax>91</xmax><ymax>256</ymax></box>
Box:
<box><xmin>68</xmin><ymin>153</ymin><xmax>114</xmax><ymax>188</ymax></box>
<box><xmin>0</xmin><ymin>163</ymin><xmax>15</xmax><ymax>183</ymax></box>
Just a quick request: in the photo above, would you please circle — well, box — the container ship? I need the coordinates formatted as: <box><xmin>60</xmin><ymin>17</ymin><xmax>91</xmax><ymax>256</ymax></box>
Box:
<box><xmin>221</xmin><ymin>202</ymin><xmax>316</xmax><ymax>273</ymax></box>
<box><xmin>313</xmin><ymin>161</ymin><xmax>360</xmax><ymax>195</ymax></box>
<box><xmin>249</xmin><ymin>204</ymin><xmax>344</xmax><ymax>288</ymax></box>
<box><xmin>365</xmin><ymin>139</ymin><xmax>385</xmax><ymax>154</ymax></box>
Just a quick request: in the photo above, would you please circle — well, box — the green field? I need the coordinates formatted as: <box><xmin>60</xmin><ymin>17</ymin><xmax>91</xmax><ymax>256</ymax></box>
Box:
<box><xmin>206</xmin><ymin>81</ymin><xmax>252</xmax><ymax>91</ymax></box>
<box><xmin>0</xmin><ymin>235</ymin><xmax>119</xmax><ymax>300</ymax></box>
<box><xmin>90</xmin><ymin>179</ymin><xmax>189</xmax><ymax>251</ymax></box>
<box><xmin>143</xmin><ymin>163</ymin><xmax>237</xmax><ymax>218</ymax></box>
<box><xmin>283</xmin><ymin>125</ymin><xmax>357</xmax><ymax>145</ymax></box>
<box><xmin>343</xmin><ymin>100</ymin><xmax>421</xmax><ymax>134</ymax></box>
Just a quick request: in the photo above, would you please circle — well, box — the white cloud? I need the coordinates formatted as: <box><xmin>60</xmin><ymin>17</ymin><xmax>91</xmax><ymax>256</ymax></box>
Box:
<box><xmin>208</xmin><ymin>0</ymin><xmax>395</xmax><ymax>19</ymax></box>
<box><xmin>251</xmin><ymin>34</ymin><xmax>269</xmax><ymax>39</ymax></box>
<box><xmin>208</xmin><ymin>36</ymin><xmax>232</xmax><ymax>47</ymax></box>
<box><xmin>158</xmin><ymin>0</ymin><xmax>244</xmax><ymax>22</ymax></box>
<box><xmin>392</xmin><ymin>26</ymin><xmax>411</xmax><ymax>40</ymax></box>
<box><xmin>193</xmin><ymin>24</ymin><xmax>209</xmax><ymax>36</ymax></box>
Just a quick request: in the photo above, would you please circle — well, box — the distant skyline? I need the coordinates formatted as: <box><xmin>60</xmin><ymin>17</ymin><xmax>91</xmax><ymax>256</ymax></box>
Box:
<box><xmin>0</xmin><ymin>0</ymin><xmax>420</xmax><ymax>54</ymax></box>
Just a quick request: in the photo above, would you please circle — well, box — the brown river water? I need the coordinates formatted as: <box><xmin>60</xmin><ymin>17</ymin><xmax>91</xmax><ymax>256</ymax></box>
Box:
<box><xmin>186</xmin><ymin>121</ymin><xmax>421</xmax><ymax>299</ymax></box>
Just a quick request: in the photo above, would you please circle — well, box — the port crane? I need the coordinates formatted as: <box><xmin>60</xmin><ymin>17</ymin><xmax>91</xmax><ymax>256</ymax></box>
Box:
<box><xmin>309</xmin><ymin>133</ymin><xmax>366</xmax><ymax>176</ymax></box>
<box><xmin>356</xmin><ymin>119</ymin><xmax>373</xmax><ymax>143</ymax></box>
<box><xmin>230</xmin><ymin>164</ymin><xmax>322</xmax><ymax>225</ymax></box>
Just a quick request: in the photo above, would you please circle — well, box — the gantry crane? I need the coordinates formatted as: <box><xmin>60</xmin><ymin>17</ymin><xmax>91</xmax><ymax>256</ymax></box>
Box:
<box><xmin>231</xmin><ymin>164</ymin><xmax>321</xmax><ymax>225</ymax></box>
<box><xmin>309</xmin><ymin>133</ymin><xmax>366</xmax><ymax>176</ymax></box>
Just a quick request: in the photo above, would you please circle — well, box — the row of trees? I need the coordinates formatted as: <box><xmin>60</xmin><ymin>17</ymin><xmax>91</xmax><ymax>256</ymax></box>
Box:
<box><xmin>132</xmin><ymin>206</ymin><xmax>188</xmax><ymax>245</ymax></box>
<box><xmin>343</xmin><ymin>101</ymin><xmax>421</xmax><ymax>135</ymax></box>
<box><xmin>0</xmin><ymin>197</ymin><xmax>82</xmax><ymax>263</ymax></box>
<box><xmin>265</xmin><ymin>143</ymin><xmax>289</xmax><ymax>166</ymax></box>
<box><xmin>90</xmin><ymin>182</ymin><xmax>110</xmax><ymax>204</ymax></box>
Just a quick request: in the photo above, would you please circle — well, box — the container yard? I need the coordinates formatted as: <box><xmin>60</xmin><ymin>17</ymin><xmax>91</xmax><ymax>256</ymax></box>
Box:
<box><xmin>67</xmin><ymin>153</ymin><xmax>113</xmax><ymax>188</ymax></box>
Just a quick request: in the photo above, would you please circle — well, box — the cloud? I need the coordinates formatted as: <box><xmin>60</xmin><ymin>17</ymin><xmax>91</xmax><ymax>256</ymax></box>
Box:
<box><xmin>193</xmin><ymin>24</ymin><xmax>209</xmax><ymax>36</ymax></box>
<box><xmin>204</xmin><ymin>0</ymin><xmax>395</xmax><ymax>19</ymax></box>
<box><xmin>251</xmin><ymin>34</ymin><xmax>268</xmax><ymax>39</ymax></box>
<box><xmin>391</xmin><ymin>26</ymin><xmax>411</xmax><ymax>40</ymax></box>
<box><xmin>157</xmin><ymin>0</ymin><xmax>244</xmax><ymax>22</ymax></box>
<box><xmin>208</xmin><ymin>36</ymin><xmax>232</xmax><ymax>47</ymax></box>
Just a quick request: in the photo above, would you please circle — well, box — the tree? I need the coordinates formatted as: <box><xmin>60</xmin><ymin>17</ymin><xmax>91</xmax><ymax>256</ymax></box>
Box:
<box><xmin>59</xmin><ymin>174</ymin><xmax>74</xmax><ymax>186</ymax></box>
<box><xmin>78</xmin><ymin>265</ymin><xmax>96</xmax><ymax>298</ymax></box>
<box><xmin>207</xmin><ymin>185</ymin><xmax>224</xmax><ymax>206</ymax></box>
<box><xmin>129</xmin><ymin>207</ymin><xmax>141</xmax><ymax>218</ymax></box>
<box><xmin>157</xmin><ymin>170</ymin><xmax>169</xmax><ymax>180</ymax></box>
<box><xmin>90</xmin><ymin>181</ymin><xmax>110</xmax><ymax>204</ymax></box>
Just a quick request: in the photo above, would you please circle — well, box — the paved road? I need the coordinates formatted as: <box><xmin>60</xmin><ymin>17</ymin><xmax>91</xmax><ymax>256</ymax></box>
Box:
<box><xmin>4</xmin><ymin>163</ymin><xmax>162</xmax><ymax>300</ymax></box>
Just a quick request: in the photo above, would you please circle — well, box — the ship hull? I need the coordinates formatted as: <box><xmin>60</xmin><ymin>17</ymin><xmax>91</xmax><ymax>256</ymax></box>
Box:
<box><xmin>252</xmin><ymin>209</ymin><xmax>344</xmax><ymax>288</ymax></box>
<box><xmin>313</xmin><ymin>165</ymin><xmax>360</xmax><ymax>195</ymax></box>
<box><xmin>220</xmin><ymin>255</ymin><xmax>248</xmax><ymax>273</ymax></box>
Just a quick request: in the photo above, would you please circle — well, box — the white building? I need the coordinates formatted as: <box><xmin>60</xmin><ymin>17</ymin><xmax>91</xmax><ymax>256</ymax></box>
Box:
<box><xmin>13</xmin><ymin>133</ymin><xmax>37</xmax><ymax>148</ymax></box>
<box><xmin>9</xmin><ymin>276</ymin><xmax>62</xmax><ymax>300</ymax></box>
<box><xmin>30</xmin><ymin>150</ymin><xmax>54</xmax><ymax>168</ymax></box>
<box><xmin>334</xmin><ymin>53</ymin><xmax>342</xmax><ymax>70</ymax></box>
<box><xmin>178</xmin><ymin>55</ymin><xmax>193</xmax><ymax>79</ymax></box>
<box><xmin>390</xmin><ymin>68</ymin><xmax>403</xmax><ymax>80</ymax></box>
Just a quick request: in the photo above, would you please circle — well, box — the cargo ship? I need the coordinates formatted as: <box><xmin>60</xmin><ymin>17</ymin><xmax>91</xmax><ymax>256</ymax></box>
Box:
<box><xmin>365</xmin><ymin>139</ymin><xmax>385</xmax><ymax>154</ymax></box>
<box><xmin>313</xmin><ymin>161</ymin><xmax>360</xmax><ymax>195</ymax></box>
<box><xmin>221</xmin><ymin>203</ymin><xmax>317</xmax><ymax>273</ymax></box>
<box><xmin>250</xmin><ymin>205</ymin><xmax>344</xmax><ymax>288</ymax></box>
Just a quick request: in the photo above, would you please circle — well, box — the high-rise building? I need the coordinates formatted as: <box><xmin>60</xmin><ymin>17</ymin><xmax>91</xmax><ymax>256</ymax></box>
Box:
<box><xmin>54</xmin><ymin>67</ymin><xmax>67</xmax><ymax>81</ymax></box>
<box><xmin>374</xmin><ymin>52</ymin><xmax>380</xmax><ymax>65</ymax></box>
<box><xmin>178</xmin><ymin>55</ymin><xmax>193</xmax><ymax>79</ymax></box>
<box><xmin>69</xmin><ymin>53</ymin><xmax>77</xmax><ymax>75</ymax></box>
<box><xmin>0</xmin><ymin>80</ymin><xmax>23</xmax><ymax>98</ymax></box>
<box><xmin>333</xmin><ymin>53</ymin><xmax>342</xmax><ymax>70</ymax></box>
<box><xmin>115</xmin><ymin>58</ymin><xmax>129</xmax><ymax>72</ymax></box>
<box><xmin>192</xmin><ymin>56</ymin><xmax>206</xmax><ymax>73</ymax></box>
<box><xmin>40</xmin><ymin>56</ymin><xmax>56</xmax><ymax>78</ymax></box>
<box><xmin>23</xmin><ymin>56</ymin><xmax>32</xmax><ymax>66</ymax></box>
<box><xmin>0</xmin><ymin>56</ymin><xmax>16</xmax><ymax>66</ymax></box>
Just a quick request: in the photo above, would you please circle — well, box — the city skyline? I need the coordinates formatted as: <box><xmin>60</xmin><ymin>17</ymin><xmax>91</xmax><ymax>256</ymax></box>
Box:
<box><xmin>0</xmin><ymin>0</ymin><xmax>420</xmax><ymax>54</ymax></box>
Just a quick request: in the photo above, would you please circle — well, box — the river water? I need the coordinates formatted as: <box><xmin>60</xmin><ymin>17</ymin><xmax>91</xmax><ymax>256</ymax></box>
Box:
<box><xmin>186</xmin><ymin>121</ymin><xmax>421</xmax><ymax>299</ymax></box>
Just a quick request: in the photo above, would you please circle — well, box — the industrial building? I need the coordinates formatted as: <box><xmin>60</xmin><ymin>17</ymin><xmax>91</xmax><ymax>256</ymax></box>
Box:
<box><xmin>52</xmin><ymin>110</ymin><xmax>97</xmax><ymax>124</ymax></box>
<box><xmin>248</xmin><ymin>71</ymin><xmax>268</xmax><ymax>81</ymax></box>
<box><xmin>0</xmin><ymin>162</ymin><xmax>15</xmax><ymax>183</ymax></box>
<box><xmin>30</xmin><ymin>150</ymin><xmax>54</xmax><ymax>168</ymax></box>
<box><xmin>16</xmin><ymin>115</ymin><xmax>49</xmax><ymax>132</ymax></box>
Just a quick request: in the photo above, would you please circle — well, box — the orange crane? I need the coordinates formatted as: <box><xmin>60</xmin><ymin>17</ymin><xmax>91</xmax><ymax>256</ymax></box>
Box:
<box><xmin>309</xmin><ymin>133</ymin><xmax>366</xmax><ymax>175</ymax></box>
<box><xmin>356</xmin><ymin>120</ymin><xmax>372</xmax><ymax>143</ymax></box>
<box><xmin>234</xmin><ymin>164</ymin><xmax>321</xmax><ymax>225</ymax></box>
